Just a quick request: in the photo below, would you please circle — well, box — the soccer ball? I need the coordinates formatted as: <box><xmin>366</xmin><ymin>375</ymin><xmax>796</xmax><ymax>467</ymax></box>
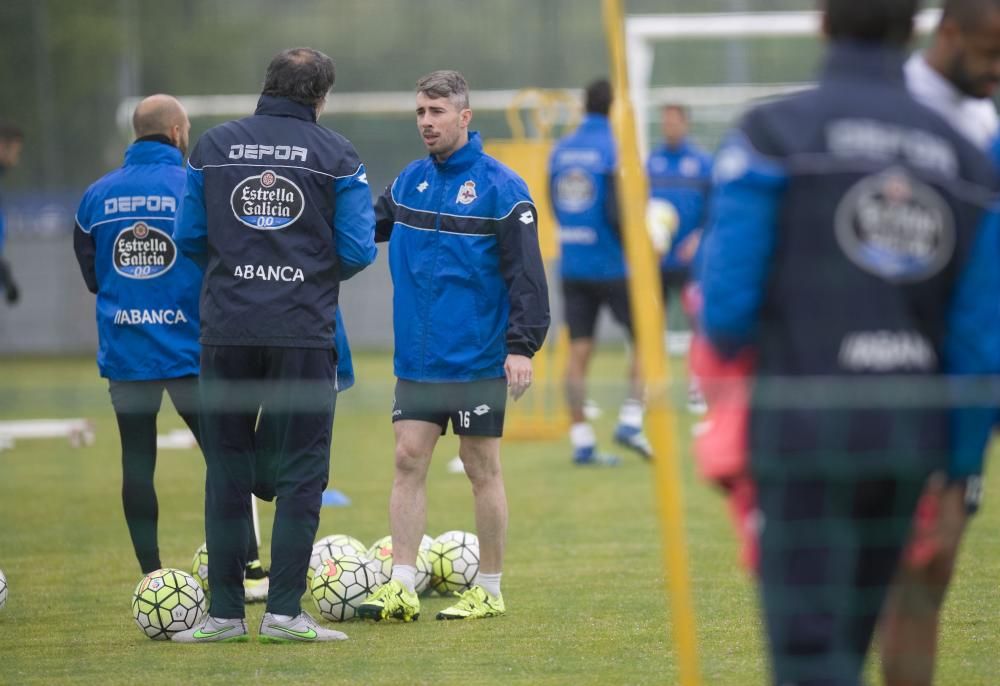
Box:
<box><xmin>190</xmin><ymin>543</ymin><xmax>209</xmax><ymax>594</ymax></box>
<box><xmin>310</xmin><ymin>554</ymin><xmax>378</xmax><ymax>622</ymax></box>
<box><xmin>131</xmin><ymin>568</ymin><xmax>206</xmax><ymax>640</ymax></box>
<box><xmin>428</xmin><ymin>530</ymin><xmax>479</xmax><ymax>594</ymax></box>
<box><xmin>0</xmin><ymin>568</ymin><xmax>7</xmax><ymax>610</ymax></box>
<box><xmin>308</xmin><ymin>534</ymin><xmax>368</xmax><ymax>584</ymax></box>
<box><xmin>366</xmin><ymin>535</ymin><xmax>432</xmax><ymax>594</ymax></box>
<box><xmin>419</xmin><ymin>534</ymin><xmax>434</xmax><ymax>553</ymax></box>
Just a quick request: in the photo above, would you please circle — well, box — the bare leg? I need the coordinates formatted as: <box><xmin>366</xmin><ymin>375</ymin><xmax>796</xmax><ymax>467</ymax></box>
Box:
<box><xmin>565</xmin><ymin>337</ymin><xmax>594</xmax><ymax>424</ymax></box>
<box><xmin>627</xmin><ymin>347</ymin><xmax>643</xmax><ymax>403</ymax></box>
<box><xmin>389</xmin><ymin>420</ymin><xmax>441</xmax><ymax>568</ymax></box>
<box><xmin>458</xmin><ymin>435</ymin><xmax>506</xmax><ymax>574</ymax></box>
<box><xmin>880</xmin><ymin>481</ymin><xmax>966</xmax><ymax>686</ymax></box>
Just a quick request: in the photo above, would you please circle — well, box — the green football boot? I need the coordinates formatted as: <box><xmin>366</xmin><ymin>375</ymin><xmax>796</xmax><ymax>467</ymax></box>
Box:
<box><xmin>171</xmin><ymin>615</ymin><xmax>249</xmax><ymax>643</ymax></box>
<box><xmin>356</xmin><ymin>579</ymin><xmax>420</xmax><ymax>622</ymax></box>
<box><xmin>435</xmin><ymin>585</ymin><xmax>505</xmax><ymax>620</ymax></box>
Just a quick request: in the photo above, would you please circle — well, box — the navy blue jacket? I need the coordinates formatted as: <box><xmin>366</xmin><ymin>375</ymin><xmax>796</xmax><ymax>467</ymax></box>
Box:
<box><xmin>647</xmin><ymin>138</ymin><xmax>712</xmax><ymax>271</ymax></box>
<box><xmin>549</xmin><ymin>114</ymin><xmax>625</xmax><ymax>281</ymax></box>
<box><xmin>700</xmin><ymin>43</ymin><xmax>1000</xmax><ymax>478</ymax></box>
<box><xmin>74</xmin><ymin>140</ymin><xmax>202</xmax><ymax>381</ymax></box>
<box><xmin>375</xmin><ymin>132</ymin><xmax>550</xmax><ymax>382</ymax></box>
<box><xmin>0</xmin><ymin>165</ymin><xmax>8</xmax><ymax>256</ymax></box>
<box><xmin>174</xmin><ymin>96</ymin><xmax>376</xmax><ymax>349</ymax></box>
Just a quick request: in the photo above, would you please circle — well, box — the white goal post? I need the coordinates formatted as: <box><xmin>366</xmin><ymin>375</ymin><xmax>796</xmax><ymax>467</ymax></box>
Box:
<box><xmin>625</xmin><ymin>9</ymin><xmax>943</xmax><ymax>155</ymax></box>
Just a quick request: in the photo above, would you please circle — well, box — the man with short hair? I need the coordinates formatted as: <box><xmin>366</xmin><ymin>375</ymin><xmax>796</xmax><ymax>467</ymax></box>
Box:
<box><xmin>72</xmin><ymin>95</ymin><xmax>268</xmax><ymax>600</ymax></box>
<box><xmin>647</xmin><ymin>104</ymin><xmax>712</xmax><ymax>307</ymax></box>
<box><xmin>548</xmin><ymin>79</ymin><xmax>650</xmax><ymax>466</ymax></box>
<box><xmin>699</xmin><ymin>0</ymin><xmax>1000</xmax><ymax>683</ymax></box>
<box><xmin>0</xmin><ymin>123</ymin><xmax>24</xmax><ymax>305</ymax></box>
<box><xmin>358</xmin><ymin>70</ymin><xmax>549</xmax><ymax>622</ymax></box>
<box><xmin>172</xmin><ymin>48</ymin><xmax>377</xmax><ymax>643</ymax></box>
<box><xmin>879</xmin><ymin>2</ymin><xmax>1000</xmax><ymax>683</ymax></box>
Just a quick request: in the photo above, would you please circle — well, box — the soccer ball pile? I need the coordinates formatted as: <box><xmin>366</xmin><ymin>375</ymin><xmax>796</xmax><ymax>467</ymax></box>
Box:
<box><xmin>305</xmin><ymin>530</ymin><xmax>477</xmax><ymax>621</ymax></box>
<box><xmin>0</xmin><ymin>568</ymin><xmax>7</xmax><ymax>610</ymax></box>
<box><xmin>131</xmin><ymin>568</ymin><xmax>206</xmax><ymax>640</ymax></box>
<box><xmin>165</xmin><ymin>530</ymin><xmax>479</xmax><ymax>626</ymax></box>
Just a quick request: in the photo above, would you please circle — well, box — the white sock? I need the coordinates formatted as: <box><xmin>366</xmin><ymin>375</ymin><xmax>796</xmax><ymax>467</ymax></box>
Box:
<box><xmin>269</xmin><ymin>613</ymin><xmax>294</xmax><ymax>621</ymax></box>
<box><xmin>475</xmin><ymin>572</ymin><xmax>502</xmax><ymax>598</ymax></box>
<box><xmin>618</xmin><ymin>398</ymin><xmax>644</xmax><ymax>429</ymax></box>
<box><xmin>570</xmin><ymin>422</ymin><xmax>596</xmax><ymax>449</ymax></box>
<box><xmin>391</xmin><ymin>564</ymin><xmax>417</xmax><ymax>594</ymax></box>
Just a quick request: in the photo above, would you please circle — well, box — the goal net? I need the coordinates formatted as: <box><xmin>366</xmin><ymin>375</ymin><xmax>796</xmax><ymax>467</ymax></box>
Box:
<box><xmin>625</xmin><ymin>9</ymin><xmax>943</xmax><ymax>155</ymax></box>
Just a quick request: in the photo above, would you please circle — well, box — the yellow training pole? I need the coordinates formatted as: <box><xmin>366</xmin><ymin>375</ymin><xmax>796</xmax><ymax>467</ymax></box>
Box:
<box><xmin>602</xmin><ymin>1</ymin><xmax>702</xmax><ymax>684</ymax></box>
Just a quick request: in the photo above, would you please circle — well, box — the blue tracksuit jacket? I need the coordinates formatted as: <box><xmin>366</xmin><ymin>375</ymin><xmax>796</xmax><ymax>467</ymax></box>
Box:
<box><xmin>548</xmin><ymin>114</ymin><xmax>625</xmax><ymax>281</ymax></box>
<box><xmin>73</xmin><ymin>140</ymin><xmax>201</xmax><ymax>381</ymax></box>
<box><xmin>375</xmin><ymin>132</ymin><xmax>550</xmax><ymax>382</ymax></box>
<box><xmin>647</xmin><ymin>138</ymin><xmax>713</xmax><ymax>272</ymax></box>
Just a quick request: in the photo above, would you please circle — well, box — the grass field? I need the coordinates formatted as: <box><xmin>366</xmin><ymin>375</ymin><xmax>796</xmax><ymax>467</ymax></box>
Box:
<box><xmin>0</xmin><ymin>351</ymin><xmax>998</xmax><ymax>685</ymax></box>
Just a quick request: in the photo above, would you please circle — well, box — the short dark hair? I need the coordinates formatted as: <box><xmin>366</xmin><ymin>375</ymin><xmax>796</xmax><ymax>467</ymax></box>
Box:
<box><xmin>585</xmin><ymin>79</ymin><xmax>612</xmax><ymax>116</ymax></box>
<box><xmin>823</xmin><ymin>0</ymin><xmax>920</xmax><ymax>47</ymax></box>
<box><xmin>262</xmin><ymin>47</ymin><xmax>335</xmax><ymax>107</ymax></box>
<box><xmin>416</xmin><ymin>70</ymin><xmax>470</xmax><ymax>110</ymax></box>
<box><xmin>662</xmin><ymin>103</ymin><xmax>689</xmax><ymax>120</ymax></box>
<box><xmin>941</xmin><ymin>0</ymin><xmax>1000</xmax><ymax>30</ymax></box>
<box><xmin>0</xmin><ymin>122</ymin><xmax>23</xmax><ymax>142</ymax></box>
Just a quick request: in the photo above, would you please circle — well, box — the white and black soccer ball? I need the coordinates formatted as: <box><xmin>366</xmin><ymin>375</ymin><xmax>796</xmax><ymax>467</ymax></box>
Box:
<box><xmin>131</xmin><ymin>568</ymin><xmax>206</xmax><ymax>640</ymax></box>
<box><xmin>308</xmin><ymin>534</ymin><xmax>368</xmax><ymax>584</ymax></box>
<box><xmin>428</xmin><ymin>530</ymin><xmax>479</xmax><ymax>595</ymax></box>
<box><xmin>190</xmin><ymin>543</ymin><xmax>210</xmax><ymax>594</ymax></box>
<box><xmin>310</xmin><ymin>554</ymin><xmax>378</xmax><ymax>622</ymax></box>
<box><xmin>366</xmin><ymin>535</ymin><xmax>432</xmax><ymax>594</ymax></box>
<box><xmin>0</xmin><ymin>568</ymin><xmax>7</xmax><ymax>610</ymax></box>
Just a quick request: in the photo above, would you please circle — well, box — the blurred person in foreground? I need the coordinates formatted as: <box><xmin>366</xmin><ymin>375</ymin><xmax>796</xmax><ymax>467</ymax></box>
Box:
<box><xmin>879</xmin><ymin>1</ymin><xmax>1000</xmax><ymax>683</ymax></box>
<box><xmin>357</xmin><ymin>70</ymin><xmax>549</xmax><ymax>623</ymax></box>
<box><xmin>172</xmin><ymin>48</ymin><xmax>376</xmax><ymax>643</ymax></box>
<box><xmin>72</xmin><ymin>95</ymin><xmax>269</xmax><ymax>598</ymax></box>
<box><xmin>0</xmin><ymin>123</ymin><xmax>23</xmax><ymax>305</ymax></box>
<box><xmin>699</xmin><ymin>0</ymin><xmax>1000</xmax><ymax>683</ymax></box>
<box><xmin>549</xmin><ymin>78</ymin><xmax>651</xmax><ymax>467</ymax></box>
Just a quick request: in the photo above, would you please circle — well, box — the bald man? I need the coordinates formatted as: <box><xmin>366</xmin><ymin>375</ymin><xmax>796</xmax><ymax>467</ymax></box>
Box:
<box><xmin>73</xmin><ymin>95</ymin><xmax>269</xmax><ymax>599</ymax></box>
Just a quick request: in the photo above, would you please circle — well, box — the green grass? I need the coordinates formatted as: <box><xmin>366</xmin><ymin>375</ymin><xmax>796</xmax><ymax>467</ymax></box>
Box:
<box><xmin>0</xmin><ymin>352</ymin><xmax>997</xmax><ymax>685</ymax></box>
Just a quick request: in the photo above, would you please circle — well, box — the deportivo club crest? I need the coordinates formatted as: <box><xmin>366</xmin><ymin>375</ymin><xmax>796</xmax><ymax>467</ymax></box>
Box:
<box><xmin>835</xmin><ymin>168</ymin><xmax>955</xmax><ymax>283</ymax></box>
<box><xmin>456</xmin><ymin>180</ymin><xmax>477</xmax><ymax>205</ymax></box>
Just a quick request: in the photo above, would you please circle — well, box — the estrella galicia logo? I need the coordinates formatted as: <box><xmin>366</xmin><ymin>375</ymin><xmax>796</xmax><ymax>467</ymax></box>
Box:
<box><xmin>835</xmin><ymin>168</ymin><xmax>955</xmax><ymax>283</ymax></box>
<box><xmin>231</xmin><ymin>169</ymin><xmax>305</xmax><ymax>230</ymax></box>
<box><xmin>113</xmin><ymin>222</ymin><xmax>177</xmax><ymax>279</ymax></box>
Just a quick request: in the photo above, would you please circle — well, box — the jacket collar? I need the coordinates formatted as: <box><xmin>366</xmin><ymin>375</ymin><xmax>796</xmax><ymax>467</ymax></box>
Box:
<box><xmin>255</xmin><ymin>94</ymin><xmax>319</xmax><ymax>122</ymax></box>
<box><xmin>821</xmin><ymin>40</ymin><xmax>908</xmax><ymax>88</ymax></box>
<box><xmin>124</xmin><ymin>139</ymin><xmax>183</xmax><ymax>167</ymax></box>
<box><xmin>433</xmin><ymin>130</ymin><xmax>483</xmax><ymax>173</ymax></box>
<box><xmin>580</xmin><ymin>113</ymin><xmax>610</xmax><ymax>130</ymax></box>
